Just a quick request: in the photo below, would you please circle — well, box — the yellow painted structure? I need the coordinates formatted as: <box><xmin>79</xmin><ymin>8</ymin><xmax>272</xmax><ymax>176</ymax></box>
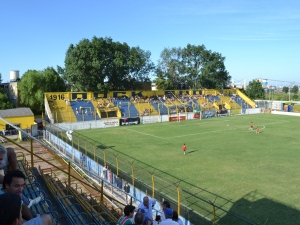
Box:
<box><xmin>133</xmin><ymin>102</ymin><xmax>158</xmax><ymax>116</ymax></box>
<box><xmin>44</xmin><ymin>89</ymin><xmax>255</xmax><ymax>122</ymax></box>
<box><xmin>236</xmin><ymin>89</ymin><xmax>256</xmax><ymax>108</ymax></box>
<box><xmin>0</xmin><ymin>108</ymin><xmax>35</xmax><ymax>130</ymax></box>
<box><xmin>0</xmin><ymin>115</ymin><xmax>34</xmax><ymax>130</ymax></box>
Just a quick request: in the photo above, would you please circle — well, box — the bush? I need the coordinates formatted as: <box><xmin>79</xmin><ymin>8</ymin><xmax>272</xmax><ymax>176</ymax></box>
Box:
<box><xmin>292</xmin><ymin>95</ymin><xmax>298</xmax><ymax>100</ymax></box>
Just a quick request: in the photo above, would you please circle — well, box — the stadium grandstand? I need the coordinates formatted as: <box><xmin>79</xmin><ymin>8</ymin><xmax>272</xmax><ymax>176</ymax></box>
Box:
<box><xmin>44</xmin><ymin>89</ymin><xmax>256</xmax><ymax>124</ymax></box>
<box><xmin>0</xmin><ymin>89</ymin><xmax>262</xmax><ymax>225</ymax></box>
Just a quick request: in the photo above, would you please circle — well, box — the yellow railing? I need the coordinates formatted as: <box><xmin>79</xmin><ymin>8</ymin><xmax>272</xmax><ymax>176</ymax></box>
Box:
<box><xmin>236</xmin><ymin>89</ymin><xmax>256</xmax><ymax>108</ymax></box>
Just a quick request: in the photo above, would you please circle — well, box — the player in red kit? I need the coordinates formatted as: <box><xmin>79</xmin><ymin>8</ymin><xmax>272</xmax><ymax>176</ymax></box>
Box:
<box><xmin>182</xmin><ymin>144</ymin><xmax>187</xmax><ymax>155</ymax></box>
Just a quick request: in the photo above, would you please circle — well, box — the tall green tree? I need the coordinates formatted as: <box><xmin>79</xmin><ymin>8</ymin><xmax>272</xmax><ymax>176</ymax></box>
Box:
<box><xmin>63</xmin><ymin>36</ymin><xmax>154</xmax><ymax>91</ymax></box>
<box><xmin>18</xmin><ymin>67</ymin><xmax>66</xmax><ymax>113</ymax></box>
<box><xmin>245</xmin><ymin>79</ymin><xmax>265</xmax><ymax>100</ymax></box>
<box><xmin>291</xmin><ymin>85</ymin><xmax>299</xmax><ymax>94</ymax></box>
<box><xmin>282</xmin><ymin>86</ymin><xmax>289</xmax><ymax>93</ymax></box>
<box><xmin>154</xmin><ymin>44</ymin><xmax>230</xmax><ymax>90</ymax></box>
<box><xmin>154</xmin><ymin>47</ymin><xmax>184</xmax><ymax>90</ymax></box>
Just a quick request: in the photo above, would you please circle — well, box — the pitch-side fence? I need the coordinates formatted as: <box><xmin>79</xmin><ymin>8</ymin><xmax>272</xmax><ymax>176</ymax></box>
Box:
<box><xmin>44</xmin><ymin>122</ymin><xmax>257</xmax><ymax>225</ymax></box>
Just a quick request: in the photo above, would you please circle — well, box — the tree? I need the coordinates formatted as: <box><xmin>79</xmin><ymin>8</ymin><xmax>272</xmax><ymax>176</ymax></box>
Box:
<box><xmin>63</xmin><ymin>36</ymin><xmax>154</xmax><ymax>91</ymax></box>
<box><xmin>154</xmin><ymin>44</ymin><xmax>231</xmax><ymax>90</ymax></box>
<box><xmin>245</xmin><ymin>79</ymin><xmax>265</xmax><ymax>100</ymax></box>
<box><xmin>0</xmin><ymin>73</ymin><xmax>15</xmax><ymax>109</ymax></box>
<box><xmin>0</xmin><ymin>92</ymin><xmax>14</xmax><ymax>109</ymax></box>
<box><xmin>291</xmin><ymin>85</ymin><xmax>299</xmax><ymax>94</ymax></box>
<box><xmin>282</xmin><ymin>86</ymin><xmax>289</xmax><ymax>93</ymax></box>
<box><xmin>18</xmin><ymin>67</ymin><xmax>66</xmax><ymax>113</ymax></box>
<box><xmin>154</xmin><ymin>47</ymin><xmax>184</xmax><ymax>90</ymax></box>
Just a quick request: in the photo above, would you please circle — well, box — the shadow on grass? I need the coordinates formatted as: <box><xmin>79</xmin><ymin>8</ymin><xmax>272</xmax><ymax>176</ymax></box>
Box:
<box><xmin>187</xmin><ymin>150</ymin><xmax>198</xmax><ymax>155</ymax></box>
<box><xmin>96</xmin><ymin>144</ymin><xmax>115</xmax><ymax>149</ymax></box>
<box><xmin>218</xmin><ymin>190</ymin><xmax>300</xmax><ymax>225</ymax></box>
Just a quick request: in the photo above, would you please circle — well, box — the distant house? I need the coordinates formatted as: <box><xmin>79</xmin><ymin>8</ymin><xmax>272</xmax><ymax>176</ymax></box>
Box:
<box><xmin>0</xmin><ymin>108</ymin><xmax>35</xmax><ymax>134</ymax></box>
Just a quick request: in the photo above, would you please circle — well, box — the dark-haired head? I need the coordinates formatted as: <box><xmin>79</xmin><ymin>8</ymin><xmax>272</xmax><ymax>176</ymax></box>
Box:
<box><xmin>0</xmin><ymin>193</ymin><xmax>22</xmax><ymax>225</ymax></box>
<box><xmin>3</xmin><ymin>170</ymin><xmax>26</xmax><ymax>189</ymax></box>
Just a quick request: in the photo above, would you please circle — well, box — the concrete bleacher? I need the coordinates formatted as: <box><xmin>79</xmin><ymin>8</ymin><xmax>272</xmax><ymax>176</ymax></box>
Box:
<box><xmin>41</xmin><ymin>169</ymin><xmax>118</xmax><ymax>225</ymax></box>
<box><xmin>48</xmin><ymin>99</ymin><xmax>77</xmax><ymax>123</ymax></box>
<box><xmin>71</xmin><ymin>100</ymin><xmax>100</xmax><ymax>122</ymax></box>
<box><xmin>92</xmin><ymin>99</ymin><xmax>119</xmax><ymax>119</ymax></box>
<box><xmin>7</xmin><ymin>139</ymin><xmax>124</xmax><ymax>225</ymax></box>
<box><xmin>133</xmin><ymin>102</ymin><xmax>158</xmax><ymax>116</ymax></box>
<box><xmin>116</xmin><ymin>100</ymin><xmax>139</xmax><ymax>117</ymax></box>
<box><xmin>151</xmin><ymin>100</ymin><xmax>169</xmax><ymax>115</ymax></box>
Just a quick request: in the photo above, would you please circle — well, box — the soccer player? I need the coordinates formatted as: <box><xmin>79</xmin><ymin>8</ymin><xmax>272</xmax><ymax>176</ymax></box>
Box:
<box><xmin>249</xmin><ymin>122</ymin><xmax>254</xmax><ymax>130</ymax></box>
<box><xmin>256</xmin><ymin>126</ymin><xmax>260</xmax><ymax>134</ymax></box>
<box><xmin>182</xmin><ymin>144</ymin><xmax>187</xmax><ymax>155</ymax></box>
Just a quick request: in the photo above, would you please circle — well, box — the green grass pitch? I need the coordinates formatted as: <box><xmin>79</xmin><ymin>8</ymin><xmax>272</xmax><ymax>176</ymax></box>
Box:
<box><xmin>76</xmin><ymin>114</ymin><xmax>300</xmax><ymax>225</ymax></box>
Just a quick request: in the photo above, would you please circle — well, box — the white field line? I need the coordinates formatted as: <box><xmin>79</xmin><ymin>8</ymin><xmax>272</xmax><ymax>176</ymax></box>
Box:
<box><xmin>123</xmin><ymin>120</ymin><xmax>289</xmax><ymax>140</ymax></box>
<box><xmin>123</xmin><ymin>128</ymin><xmax>164</xmax><ymax>139</ymax></box>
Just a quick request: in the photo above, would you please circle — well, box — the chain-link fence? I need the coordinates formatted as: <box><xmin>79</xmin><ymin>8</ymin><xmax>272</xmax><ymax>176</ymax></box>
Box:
<box><xmin>45</xmin><ymin>122</ymin><xmax>258</xmax><ymax>225</ymax></box>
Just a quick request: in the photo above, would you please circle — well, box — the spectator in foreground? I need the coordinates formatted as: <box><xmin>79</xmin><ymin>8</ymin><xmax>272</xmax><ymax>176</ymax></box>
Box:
<box><xmin>0</xmin><ymin>192</ymin><xmax>23</xmax><ymax>225</ymax></box>
<box><xmin>0</xmin><ymin>192</ymin><xmax>52</xmax><ymax>225</ymax></box>
<box><xmin>172</xmin><ymin>211</ymin><xmax>183</xmax><ymax>225</ymax></box>
<box><xmin>0</xmin><ymin>145</ymin><xmax>18</xmax><ymax>184</ymax></box>
<box><xmin>137</xmin><ymin>196</ymin><xmax>156</xmax><ymax>221</ymax></box>
<box><xmin>1</xmin><ymin>170</ymin><xmax>48</xmax><ymax>222</ymax></box>
<box><xmin>134</xmin><ymin>212</ymin><xmax>144</xmax><ymax>225</ymax></box>
<box><xmin>117</xmin><ymin>205</ymin><xmax>135</xmax><ymax>225</ymax></box>
<box><xmin>160</xmin><ymin>208</ymin><xmax>177</xmax><ymax>225</ymax></box>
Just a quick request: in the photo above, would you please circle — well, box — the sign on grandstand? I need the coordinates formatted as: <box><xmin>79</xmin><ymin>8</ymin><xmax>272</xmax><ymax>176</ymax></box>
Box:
<box><xmin>120</xmin><ymin>117</ymin><xmax>140</xmax><ymax>126</ymax></box>
<box><xmin>169</xmin><ymin>116</ymin><xmax>186</xmax><ymax>122</ymax></box>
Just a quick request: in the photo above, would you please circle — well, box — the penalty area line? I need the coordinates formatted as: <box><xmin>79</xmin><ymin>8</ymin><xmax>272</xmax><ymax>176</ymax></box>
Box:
<box><xmin>123</xmin><ymin>128</ymin><xmax>164</xmax><ymax>139</ymax></box>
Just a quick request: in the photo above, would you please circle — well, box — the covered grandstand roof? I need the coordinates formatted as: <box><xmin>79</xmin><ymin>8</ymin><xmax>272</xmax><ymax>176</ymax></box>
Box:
<box><xmin>0</xmin><ymin>107</ymin><xmax>34</xmax><ymax>118</ymax></box>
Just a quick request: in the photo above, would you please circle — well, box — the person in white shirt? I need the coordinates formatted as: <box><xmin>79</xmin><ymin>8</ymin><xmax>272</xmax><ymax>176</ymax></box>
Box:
<box><xmin>137</xmin><ymin>196</ymin><xmax>156</xmax><ymax>221</ymax></box>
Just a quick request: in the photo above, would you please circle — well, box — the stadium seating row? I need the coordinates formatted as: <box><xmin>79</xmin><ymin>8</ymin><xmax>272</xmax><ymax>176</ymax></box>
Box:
<box><xmin>17</xmin><ymin>152</ymin><xmax>59</xmax><ymax>224</ymax></box>
<box><xmin>40</xmin><ymin>167</ymin><xmax>119</xmax><ymax>225</ymax></box>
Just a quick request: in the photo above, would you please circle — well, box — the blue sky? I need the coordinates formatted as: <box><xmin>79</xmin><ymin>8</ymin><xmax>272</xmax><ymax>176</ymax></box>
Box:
<box><xmin>1</xmin><ymin>0</ymin><xmax>300</xmax><ymax>86</ymax></box>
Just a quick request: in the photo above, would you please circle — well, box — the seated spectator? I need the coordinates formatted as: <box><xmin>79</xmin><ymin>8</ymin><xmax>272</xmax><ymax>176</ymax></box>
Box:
<box><xmin>0</xmin><ymin>145</ymin><xmax>18</xmax><ymax>184</ymax></box>
<box><xmin>0</xmin><ymin>192</ymin><xmax>52</xmax><ymax>225</ymax></box>
<box><xmin>2</xmin><ymin>170</ymin><xmax>42</xmax><ymax>220</ymax></box>
<box><xmin>117</xmin><ymin>205</ymin><xmax>135</xmax><ymax>225</ymax></box>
